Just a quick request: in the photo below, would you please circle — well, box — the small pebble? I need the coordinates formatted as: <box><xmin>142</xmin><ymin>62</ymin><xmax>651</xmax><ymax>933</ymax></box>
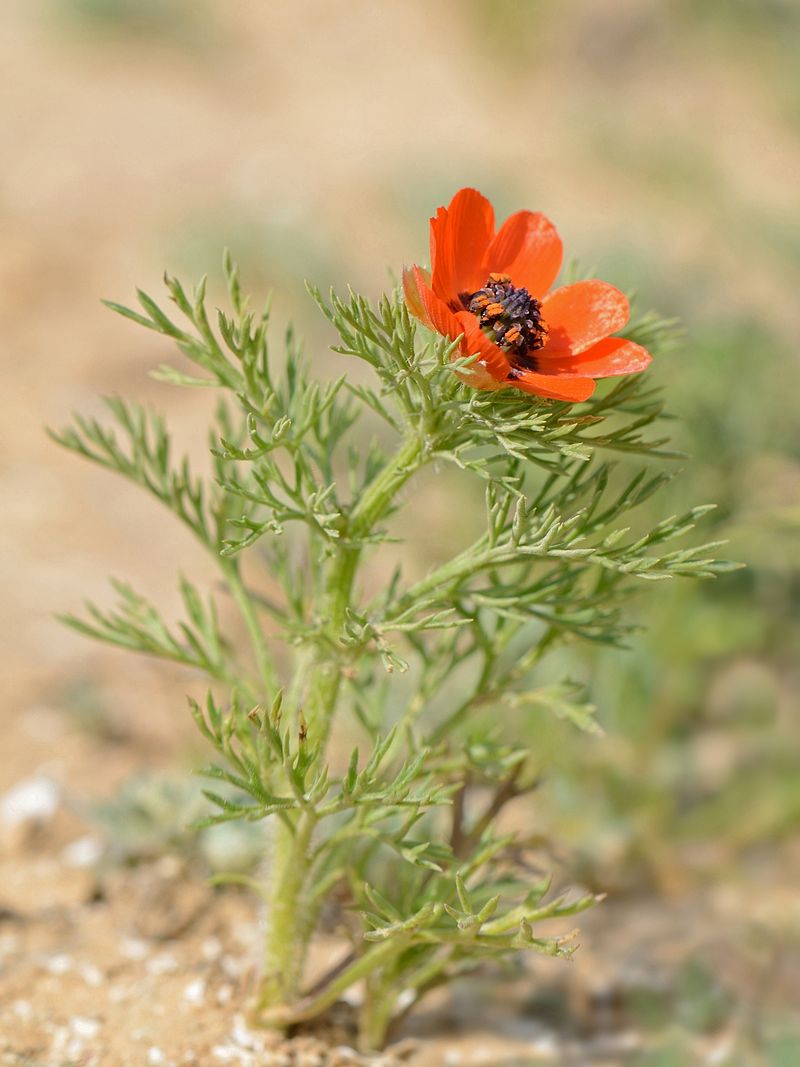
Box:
<box><xmin>231</xmin><ymin>1013</ymin><xmax>264</xmax><ymax>1050</ymax></box>
<box><xmin>155</xmin><ymin>855</ymin><xmax>183</xmax><ymax>878</ymax></box>
<box><xmin>71</xmin><ymin>1016</ymin><xmax>101</xmax><ymax>1039</ymax></box>
<box><xmin>1</xmin><ymin>775</ymin><xmax>59</xmax><ymax>825</ymax></box>
<box><xmin>44</xmin><ymin>953</ymin><xmax>73</xmax><ymax>975</ymax></box>
<box><xmin>395</xmin><ymin>989</ymin><xmax>415</xmax><ymax>1011</ymax></box>
<box><xmin>183</xmin><ymin>978</ymin><xmax>206</xmax><ymax>1005</ymax></box>
<box><xmin>222</xmin><ymin>954</ymin><xmax>245</xmax><ymax>978</ymax></box>
<box><xmin>120</xmin><ymin>936</ymin><xmax>150</xmax><ymax>960</ymax></box>
<box><xmin>80</xmin><ymin>962</ymin><xmax>104</xmax><ymax>987</ymax></box>
<box><xmin>202</xmin><ymin>936</ymin><xmax>223</xmax><ymax>960</ymax></box>
<box><xmin>528</xmin><ymin>1031</ymin><xmax>559</xmax><ymax>1055</ymax></box>
<box><xmin>147</xmin><ymin>951</ymin><xmax>179</xmax><ymax>975</ymax></box>
<box><xmin>212</xmin><ymin>1046</ymin><xmax>251</xmax><ymax>1064</ymax></box>
<box><xmin>62</xmin><ymin>834</ymin><xmax>103</xmax><ymax>868</ymax></box>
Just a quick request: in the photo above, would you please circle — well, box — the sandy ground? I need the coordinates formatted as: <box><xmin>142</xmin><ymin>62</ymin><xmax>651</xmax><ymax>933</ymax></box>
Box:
<box><xmin>4</xmin><ymin>789</ymin><xmax>800</xmax><ymax>1065</ymax></box>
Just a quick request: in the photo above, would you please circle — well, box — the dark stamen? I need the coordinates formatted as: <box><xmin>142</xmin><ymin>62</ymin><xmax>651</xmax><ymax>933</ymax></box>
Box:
<box><xmin>461</xmin><ymin>273</ymin><xmax>548</xmax><ymax>370</ymax></box>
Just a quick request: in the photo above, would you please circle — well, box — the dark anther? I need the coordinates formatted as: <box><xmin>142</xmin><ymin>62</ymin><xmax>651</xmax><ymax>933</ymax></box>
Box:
<box><xmin>463</xmin><ymin>273</ymin><xmax>548</xmax><ymax>369</ymax></box>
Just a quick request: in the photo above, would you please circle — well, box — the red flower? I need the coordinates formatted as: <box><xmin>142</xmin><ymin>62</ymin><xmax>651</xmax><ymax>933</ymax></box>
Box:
<box><xmin>403</xmin><ymin>188</ymin><xmax>652</xmax><ymax>402</ymax></box>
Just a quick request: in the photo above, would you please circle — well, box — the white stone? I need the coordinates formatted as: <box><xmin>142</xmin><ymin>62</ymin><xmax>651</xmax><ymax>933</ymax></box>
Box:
<box><xmin>120</xmin><ymin>937</ymin><xmax>150</xmax><ymax>960</ymax></box>
<box><xmin>44</xmin><ymin>953</ymin><xmax>73</xmax><ymax>975</ymax></box>
<box><xmin>201</xmin><ymin>936</ymin><xmax>223</xmax><ymax>960</ymax></box>
<box><xmin>395</xmin><ymin>988</ymin><xmax>415</xmax><ymax>1011</ymax></box>
<box><xmin>1</xmin><ymin>775</ymin><xmax>59</xmax><ymax>825</ymax></box>
<box><xmin>231</xmin><ymin>1014</ymin><xmax>265</xmax><ymax>1051</ymax></box>
<box><xmin>62</xmin><ymin>834</ymin><xmax>103</xmax><ymax>868</ymax></box>
<box><xmin>212</xmin><ymin>1046</ymin><xmax>252</xmax><ymax>1064</ymax></box>
<box><xmin>71</xmin><ymin>1016</ymin><xmax>101</xmax><ymax>1039</ymax></box>
<box><xmin>79</xmin><ymin>962</ymin><xmax>104</xmax><ymax>987</ymax></box>
<box><xmin>528</xmin><ymin>1032</ymin><xmax>559</xmax><ymax>1056</ymax></box>
<box><xmin>183</xmin><ymin>978</ymin><xmax>206</xmax><ymax>1005</ymax></box>
<box><xmin>147</xmin><ymin>952</ymin><xmax>179</xmax><ymax>976</ymax></box>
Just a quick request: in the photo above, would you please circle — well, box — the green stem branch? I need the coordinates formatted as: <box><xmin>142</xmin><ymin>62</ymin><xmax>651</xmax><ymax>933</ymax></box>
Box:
<box><xmin>258</xmin><ymin>810</ymin><xmax>317</xmax><ymax>1012</ymax></box>
<box><xmin>302</xmin><ymin>431</ymin><xmax>425</xmax><ymax>748</ymax></box>
<box><xmin>257</xmin><ymin>431</ymin><xmax>426</xmax><ymax>1016</ymax></box>
<box><xmin>259</xmin><ymin>936</ymin><xmax>410</xmax><ymax>1027</ymax></box>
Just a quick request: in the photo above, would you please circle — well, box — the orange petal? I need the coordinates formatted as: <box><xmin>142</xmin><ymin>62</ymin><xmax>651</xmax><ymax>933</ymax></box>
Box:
<box><xmin>510</xmin><ymin>370</ymin><xmax>595</xmax><ymax>402</ymax></box>
<box><xmin>484</xmin><ymin>211</ymin><xmax>563</xmax><ymax>299</ymax></box>
<box><xmin>403</xmin><ymin>265</ymin><xmax>433</xmax><ymax>328</ymax></box>
<box><xmin>454</xmin><ymin>310</ymin><xmax>511</xmax><ymax>381</ymax></box>
<box><xmin>409</xmin><ymin>266</ymin><xmax>463</xmax><ymax>341</ymax></box>
<box><xmin>537</xmin><ymin>336</ymin><xmax>652</xmax><ymax>379</ymax></box>
<box><xmin>430</xmin><ymin>188</ymin><xmax>495</xmax><ymax>304</ymax></box>
<box><xmin>406</xmin><ymin>267</ymin><xmax>510</xmax><ymax>386</ymax></box>
<box><xmin>540</xmin><ymin>281</ymin><xmax>629</xmax><ymax>356</ymax></box>
<box><xmin>429</xmin><ymin>207</ymin><xmax>446</xmax><ymax>285</ymax></box>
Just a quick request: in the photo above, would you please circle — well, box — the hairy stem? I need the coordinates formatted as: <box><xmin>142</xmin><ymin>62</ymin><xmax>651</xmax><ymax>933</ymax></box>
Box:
<box><xmin>301</xmin><ymin>431</ymin><xmax>425</xmax><ymax>748</ymax></box>
<box><xmin>257</xmin><ymin>431</ymin><xmax>425</xmax><ymax>1017</ymax></box>
<box><xmin>359</xmin><ymin>973</ymin><xmax>397</xmax><ymax>1053</ymax></box>
<box><xmin>257</xmin><ymin>810</ymin><xmax>317</xmax><ymax>1013</ymax></box>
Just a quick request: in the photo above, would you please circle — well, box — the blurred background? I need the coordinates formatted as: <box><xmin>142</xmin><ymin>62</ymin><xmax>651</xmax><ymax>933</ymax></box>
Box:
<box><xmin>1</xmin><ymin>0</ymin><xmax>799</xmax><ymax>1062</ymax></box>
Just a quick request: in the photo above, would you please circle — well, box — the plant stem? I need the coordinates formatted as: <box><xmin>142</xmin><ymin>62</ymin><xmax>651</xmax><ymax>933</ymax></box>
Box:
<box><xmin>257</xmin><ymin>431</ymin><xmax>425</xmax><ymax>1017</ymax></box>
<box><xmin>260</xmin><ymin>936</ymin><xmax>410</xmax><ymax>1026</ymax></box>
<box><xmin>301</xmin><ymin>544</ymin><xmax>359</xmax><ymax>746</ymax></box>
<box><xmin>359</xmin><ymin>974</ymin><xmax>397</xmax><ymax>1053</ymax></box>
<box><xmin>302</xmin><ymin>430</ymin><xmax>425</xmax><ymax>748</ymax></box>
<box><xmin>258</xmin><ymin>809</ymin><xmax>316</xmax><ymax>1012</ymax></box>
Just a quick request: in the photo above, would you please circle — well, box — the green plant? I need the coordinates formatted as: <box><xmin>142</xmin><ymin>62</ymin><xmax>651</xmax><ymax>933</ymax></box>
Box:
<box><xmin>51</xmin><ymin>250</ymin><xmax>733</xmax><ymax>1050</ymax></box>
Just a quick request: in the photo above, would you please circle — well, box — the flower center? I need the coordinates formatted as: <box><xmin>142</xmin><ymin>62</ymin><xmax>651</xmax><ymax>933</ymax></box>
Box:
<box><xmin>462</xmin><ymin>273</ymin><xmax>548</xmax><ymax>368</ymax></box>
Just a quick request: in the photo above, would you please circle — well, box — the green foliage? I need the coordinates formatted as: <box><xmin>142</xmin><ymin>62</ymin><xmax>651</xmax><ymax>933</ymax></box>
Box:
<box><xmin>53</xmin><ymin>255</ymin><xmax>732</xmax><ymax>1050</ymax></box>
<box><xmin>59</xmin><ymin>576</ymin><xmax>230</xmax><ymax>680</ymax></box>
<box><xmin>52</xmin><ymin>0</ymin><xmax>208</xmax><ymax>46</ymax></box>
